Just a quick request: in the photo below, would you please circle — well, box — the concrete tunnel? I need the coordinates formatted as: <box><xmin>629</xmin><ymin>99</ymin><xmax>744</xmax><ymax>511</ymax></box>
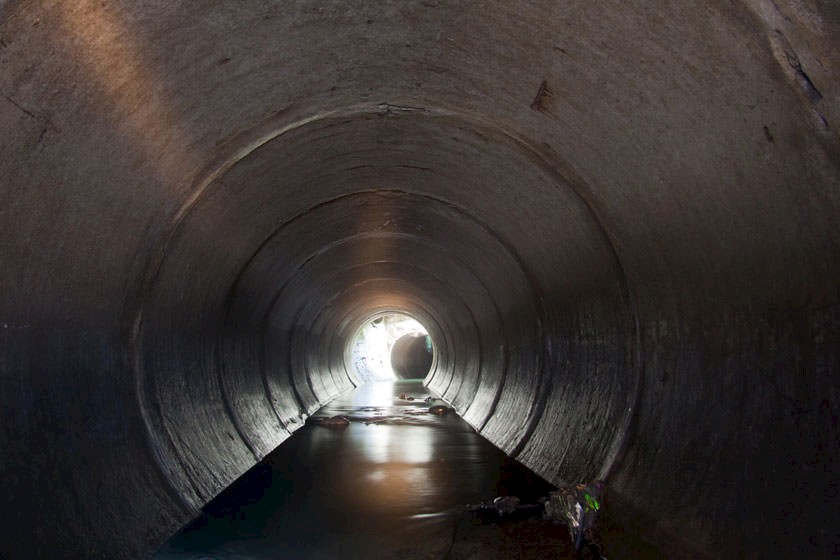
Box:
<box><xmin>1</xmin><ymin>1</ymin><xmax>838</xmax><ymax>558</ymax></box>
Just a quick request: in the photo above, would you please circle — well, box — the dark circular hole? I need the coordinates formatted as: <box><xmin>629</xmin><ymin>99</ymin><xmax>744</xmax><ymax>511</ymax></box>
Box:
<box><xmin>390</xmin><ymin>332</ymin><xmax>434</xmax><ymax>380</ymax></box>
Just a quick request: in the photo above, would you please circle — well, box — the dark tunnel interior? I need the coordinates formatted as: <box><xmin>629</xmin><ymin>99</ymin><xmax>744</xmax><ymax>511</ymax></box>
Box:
<box><xmin>1</xmin><ymin>1</ymin><xmax>838</xmax><ymax>558</ymax></box>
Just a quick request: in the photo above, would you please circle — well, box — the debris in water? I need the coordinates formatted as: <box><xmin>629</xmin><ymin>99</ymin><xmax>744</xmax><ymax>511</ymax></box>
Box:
<box><xmin>312</xmin><ymin>415</ymin><xmax>351</xmax><ymax>428</ymax></box>
<box><xmin>493</xmin><ymin>495</ymin><xmax>521</xmax><ymax>514</ymax></box>
<box><xmin>467</xmin><ymin>495</ymin><xmax>544</xmax><ymax>523</ymax></box>
<box><xmin>428</xmin><ymin>404</ymin><xmax>453</xmax><ymax>416</ymax></box>
<box><xmin>546</xmin><ymin>481</ymin><xmax>608</xmax><ymax>559</ymax></box>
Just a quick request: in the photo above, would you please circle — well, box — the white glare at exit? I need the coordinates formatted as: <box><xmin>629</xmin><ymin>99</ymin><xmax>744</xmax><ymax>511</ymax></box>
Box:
<box><xmin>351</xmin><ymin>314</ymin><xmax>427</xmax><ymax>382</ymax></box>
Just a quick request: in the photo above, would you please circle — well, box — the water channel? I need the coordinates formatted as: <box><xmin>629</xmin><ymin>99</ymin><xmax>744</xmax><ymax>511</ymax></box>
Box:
<box><xmin>154</xmin><ymin>380</ymin><xmax>573</xmax><ymax>559</ymax></box>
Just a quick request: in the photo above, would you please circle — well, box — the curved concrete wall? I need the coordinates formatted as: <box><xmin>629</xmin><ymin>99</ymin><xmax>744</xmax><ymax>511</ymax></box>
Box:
<box><xmin>1</xmin><ymin>1</ymin><xmax>838</xmax><ymax>558</ymax></box>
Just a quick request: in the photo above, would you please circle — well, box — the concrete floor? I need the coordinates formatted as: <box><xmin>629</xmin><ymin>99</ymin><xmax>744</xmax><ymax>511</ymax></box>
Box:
<box><xmin>0</xmin><ymin>1</ymin><xmax>838</xmax><ymax>558</ymax></box>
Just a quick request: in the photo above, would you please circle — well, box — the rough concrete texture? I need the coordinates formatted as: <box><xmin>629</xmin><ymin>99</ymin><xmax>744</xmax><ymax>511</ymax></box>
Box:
<box><xmin>0</xmin><ymin>1</ymin><xmax>838</xmax><ymax>558</ymax></box>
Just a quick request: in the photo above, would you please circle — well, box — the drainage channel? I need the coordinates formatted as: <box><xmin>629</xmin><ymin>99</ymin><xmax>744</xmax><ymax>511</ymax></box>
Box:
<box><xmin>153</xmin><ymin>380</ymin><xmax>575</xmax><ymax>559</ymax></box>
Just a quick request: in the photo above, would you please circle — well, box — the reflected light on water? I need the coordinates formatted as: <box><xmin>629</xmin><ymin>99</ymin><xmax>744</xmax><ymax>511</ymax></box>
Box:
<box><xmin>350</xmin><ymin>379</ymin><xmax>395</xmax><ymax>407</ymax></box>
<box><xmin>342</xmin><ymin>382</ymin><xmax>437</xmax><ymax>511</ymax></box>
<box><xmin>353</xmin><ymin>424</ymin><xmax>434</xmax><ymax>465</ymax></box>
<box><xmin>154</xmin><ymin>380</ymin><xmax>541</xmax><ymax>559</ymax></box>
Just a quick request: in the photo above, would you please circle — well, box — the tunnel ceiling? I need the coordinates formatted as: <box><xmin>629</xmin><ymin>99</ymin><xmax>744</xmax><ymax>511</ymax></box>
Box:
<box><xmin>1</xmin><ymin>1</ymin><xmax>838</xmax><ymax>558</ymax></box>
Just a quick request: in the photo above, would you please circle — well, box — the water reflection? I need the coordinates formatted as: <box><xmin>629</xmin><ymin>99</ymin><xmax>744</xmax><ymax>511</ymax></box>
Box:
<box><xmin>155</xmin><ymin>380</ymin><xmax>546</xmax><ymax>559</ymax></box>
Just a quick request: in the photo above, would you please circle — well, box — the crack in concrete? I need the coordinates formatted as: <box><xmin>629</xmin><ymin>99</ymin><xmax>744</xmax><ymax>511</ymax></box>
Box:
<box><xmin>530</xmin><ymin>80</ymin><xmax>552</xmax><ymax>112</ymax></box>
<box><xmin>3</xmin><ymin>93</ymin><xmax>38</xmax><ymax>120</ymax></box>
<box><xmin>771</xmin><ymin>30</ymin><xmax>824</xmax><ymax>102</ymax></box>
<box><xmin>786</xmin><ymin>53</ymin><xmax>823</xmax><ymax>102</ymax></box>
<box><xmin>2</xmin><ymin>93</ymin><xmax>60</xmax><ymax>147</ymax></box>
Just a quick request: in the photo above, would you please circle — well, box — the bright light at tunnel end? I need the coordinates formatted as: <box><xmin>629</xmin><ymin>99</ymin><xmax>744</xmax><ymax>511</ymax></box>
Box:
<box><xmin>350</xmin><ymin>312</ymin><xmax>429</xmax><ymax>382</ymax></box>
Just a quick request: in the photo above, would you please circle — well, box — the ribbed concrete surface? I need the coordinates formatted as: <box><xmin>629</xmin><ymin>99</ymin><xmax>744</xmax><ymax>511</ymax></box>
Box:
<box><xmin>1</xmin><ymin>1</ymin><xmax>838</xmax><ymax>558</ymax></box>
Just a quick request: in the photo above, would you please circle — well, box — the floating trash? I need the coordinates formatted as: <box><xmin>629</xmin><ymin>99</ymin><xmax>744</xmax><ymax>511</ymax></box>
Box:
<box><xmin>312</xmin><ymin>415</ymin><xmax>351</xmax><ymax>427</ymax></box>
<box><xmin>546</xmin><ymin>481</ymin><xmax>607</xmax><ymax>559</ymax></box>
<box><xmin>493</xmin><ymin>495</ymin><xmax>521</xmax><ymax>514</ymax></box>
<box><xmin>466</xmin><ymin>494</ymin><xmax>546</xmax><ymax>524</ymax></box>
<box><xmin>428</xmin><ymin>404</ymin><xmax>453</xmax><ymax>416</ymax></box>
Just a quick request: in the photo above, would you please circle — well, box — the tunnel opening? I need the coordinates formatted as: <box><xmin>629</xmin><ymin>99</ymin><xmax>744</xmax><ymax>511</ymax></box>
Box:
<box><xmin>390</xmin><ymin>331</ymin><xmax>434</xmax><ymax>380</ymax></box>
<box><xmin>348</xmin><ymin>312</ymin><xmax>433</xmax><ymax>383</ymax></box>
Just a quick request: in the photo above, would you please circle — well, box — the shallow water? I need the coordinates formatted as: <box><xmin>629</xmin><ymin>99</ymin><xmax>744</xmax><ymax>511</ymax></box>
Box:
<box><xmin>154</xmin><ymin>380</ymin><xmax>561</xmax><ymax>560</ymax></box>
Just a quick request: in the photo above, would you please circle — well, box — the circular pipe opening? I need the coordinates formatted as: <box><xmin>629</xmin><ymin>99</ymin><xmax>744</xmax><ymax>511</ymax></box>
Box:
<box><xmin>348</xmin><ymin>312</ymin><xmax>433</xmax><ymax>382</ymax></box>
<box><xmin>390</xmin><ymin>332</ymin><xmax>434</xmax><ymax>380</ymax></box>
